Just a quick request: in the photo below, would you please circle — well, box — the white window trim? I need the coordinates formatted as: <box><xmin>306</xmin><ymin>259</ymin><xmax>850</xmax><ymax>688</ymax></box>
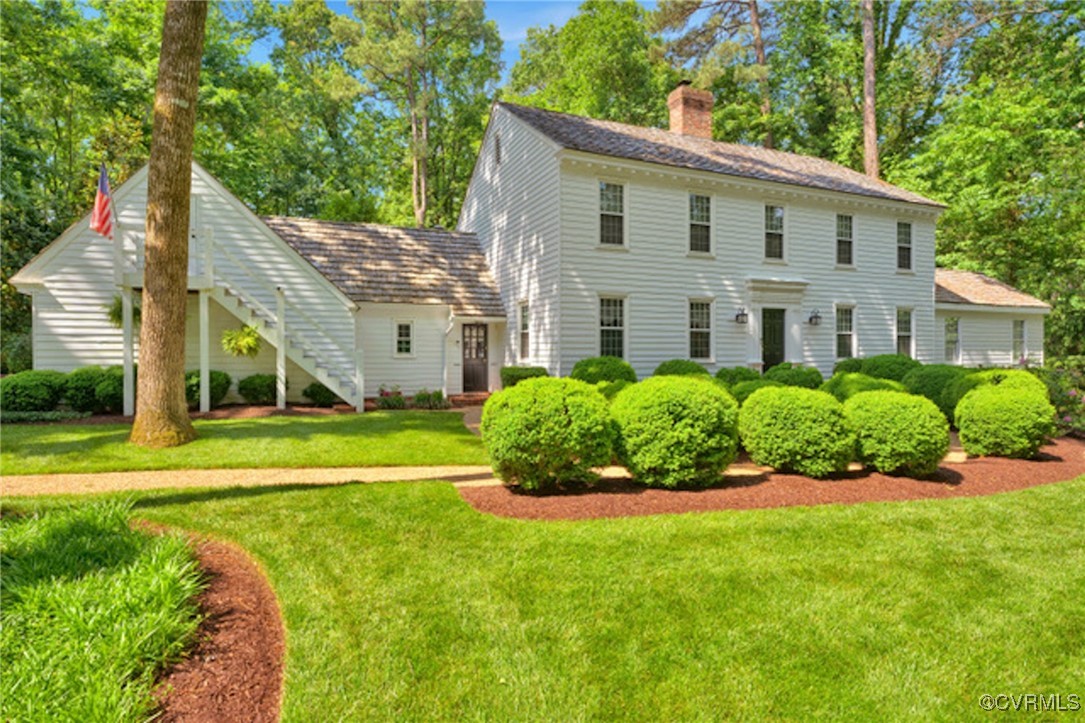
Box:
<box><xmin>598</xmin><ymin>294</ymin><xmax>628</xmax><ymax>359</ymax></box>
<box><xmin>835</xmin><ymin>304</ymin><xmax>856</xmax><ymax>359</ymax></box>
<box><xmin>896</xmin><ymin>220</ymin><xmax>914</xmax><ymax>273</ymax></box>
<box><xmin>688</xmin><ymin>192</ymin><xmax>713</xmax><ymax>256</ymax></box>
<box><xmin>763</xmin><ymin>202</ymin><xmax>787</xmax><ymax>264</ymax></box>
<box><xmin>835</xmin><ymin>213</ymin><xmax>856</xmax><ymax>269</ymax></box>
<box><xmin>393</xmin><ymin>319</ymin><xmax>415</xmax><ymax>359</ymax></box>
<box><xmin>518</xmin><ymin>301</ymin><xmax>529</xmax><ymax>361</ymax></box>
<box><xmin>688</xmin><ymin>297</ymin><xmax>715</xmax><ymax>362</ymax></box>
<box><xmin>944</xmin><ymin>317</ymin><xmax>961</xmax><ymax>364</ymax></box>
<box><xmin>1012</xmin><ymin>319</ymin><xmax>1027</xmax><ymax>361</ymax></box>
<box><xmin>895</xmin><ymin>307</ymin><xmax>914</xmax><ymax>358</ymax></box>
<box><xmin>597</xmin><ymin>179</ymin><xmax>629</xmax><ymax>250</ymax></box>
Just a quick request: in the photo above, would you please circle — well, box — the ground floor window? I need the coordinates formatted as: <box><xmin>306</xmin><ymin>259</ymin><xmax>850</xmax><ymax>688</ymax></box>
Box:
<box><xmin>689</xmin><ymin>300</ymin><xmax>712</xmax><ymax>360</ymax></box>
<box><xmin>944</xmin><ymin>317</ymin><xmax>960</xmax><ymax>363</ymax></box>
<box><xmin>896</xmin><ymin>308</ymin><xmax>913</xmax><ymax>357</ymax></box>
<box><xmin>1013</xmin><ymin>319</ymin><xmax>1026</xmax><ymax>361</ymax></box>
<box><xmin>395</xmin><ymin>321</ymin><xmax>413</xmax><ymax>356</ymax></box>
<box><xmin>836</xmin><ymin>306</ymin><xmax>854</xmax><ymax>359</ymax></box>
<box><xmin>600</xmin><ymin>297</ymin><xmax>625</xmax><ymax>358</ymax></box>
<box><xmin>518</xmin><ymin>303</ymin><xmax>529</xmax><ymax>360</ymax></box>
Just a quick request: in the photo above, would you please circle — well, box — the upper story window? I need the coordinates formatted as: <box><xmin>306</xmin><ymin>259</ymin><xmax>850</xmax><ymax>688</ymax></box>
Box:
<box><xmin>493</xmin><ymin>133</ymin><xmax>502</xmax><ymax>166</ymax></box>
<box><xmin>897</xmin><ymin>222</ymin><xmax>912</xmax><ymax>270</ymax></box>
<box><xmin>518</xmin><ymin>303</ymin><xmax>529</xmax><ymax>360</ymax></box>
<box><xmin>765</xmin><ymin>205</ymin><xmax>784</xmax><ymax>259</ymax></box>
<box><xmin>395</xmin><ymin>321</ymin><xmax>413</xmax><ymax>356</ymax></box>
<box><xmin>600</xmin><ymin>296</ymin><xmax>625</xmax><ymax>358</ymax></box>
<box><xmin>599</xmin><ymin>182</ymin><xmax>624</xmax><ymax>246</ymax></box>
<box><xmin>689</xmin><ymin>300</ymin><xmax>712</xmax><ymax>360</ymax></box>
<box><xmin>896</xmin><ymin>308</ymin><xmax>913</xmax><ymax>357</ymax></box>
<box><xmin>944</xmin><ymin>317</ymin><xmax>960</xmax><ymax>363</ymax></box>
<box><xmin>836</xmin><ymin>306</ymin><xmax>855</xmax><ymax>359</ymax></box>
<box><xmin>1013</xmin><ymin>319</ymin><xmax>1026</xmax><ymax>361</ymax></box>
<box><xmin>689</xmin><ymin>194</ymin><xmax>711</xmax><ymax>253</ymax></box>
<box><xmin>836</xmin><ymin>214</ymin><xmax>854</xmax><ymax>266</ymax></box>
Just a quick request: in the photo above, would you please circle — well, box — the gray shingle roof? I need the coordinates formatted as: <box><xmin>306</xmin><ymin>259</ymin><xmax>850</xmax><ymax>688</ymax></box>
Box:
<box><xmin>935</xmin><ymin>269</ymin><xmax>1049</xmax><ymax>309</ymax></box>
<box><xmin>499</xmin><ymin>102</ymin><xmax>943</xmax><ymax>208</ymax></box>
<box><xmin>262</xmin><ymin>216</ymin><xmax>506</xmax><ymax>317</ymax></box>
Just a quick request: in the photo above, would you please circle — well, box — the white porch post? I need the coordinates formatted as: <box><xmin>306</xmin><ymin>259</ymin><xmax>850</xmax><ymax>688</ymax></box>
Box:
<box><xmin>353</xmin><ymin>310</ymin><xmax>365</xmax><ymax>412</ymax></box>
<box><xmin>198</xmin><ymin>289</ymin><xmax>210</xmax><ymax>412</ymax></box>
<box><xmin>121</xmin><ymin>286</ymin><xmax>135</xmax><ymax>416</ymax></box>
<box><xmin>276</xmin><ymin>287</ymin><xmax>286</xmax><ymax>410</ymax></box>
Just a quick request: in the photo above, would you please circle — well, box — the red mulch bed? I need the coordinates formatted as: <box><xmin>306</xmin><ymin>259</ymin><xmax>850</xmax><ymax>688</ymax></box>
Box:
<box><xmin>459</xmin><ymin>437</ymin><xmax>1085</xmax><ymax>521</ymax></box>
<box><xmin>153</xmin><ymin>534</ymin><xmax>284</xmax><ymax>722</ymax></box>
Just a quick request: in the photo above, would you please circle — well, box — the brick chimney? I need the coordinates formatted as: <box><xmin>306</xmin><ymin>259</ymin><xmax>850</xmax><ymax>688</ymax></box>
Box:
<box><xmin>667</xmin><ymin>81</ymin><xmax>714</xmax><ymax>139</ymax></box>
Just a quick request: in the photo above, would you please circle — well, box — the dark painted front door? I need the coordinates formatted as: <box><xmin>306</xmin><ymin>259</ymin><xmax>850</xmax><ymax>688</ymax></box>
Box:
<box><xmin>463</xmin><ymin>324</ymin><xmax>488</xmax><ymax>392</ymax></box>
<box><xmin>761</xmin><ymin>308</ymin><xmax>786</xmax><ymax>369</ymax></box>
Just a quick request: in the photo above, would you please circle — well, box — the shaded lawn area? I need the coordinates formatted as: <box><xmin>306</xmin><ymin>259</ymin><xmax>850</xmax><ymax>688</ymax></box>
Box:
<box><xmin>1</xmin><ymin>411</ymin><xmax>488</xmax><ymax>475</ymax></box>
<box><xmin>12</xmin><ymin>476</ymin><xmax>1084</xmax><ymax>721</ymax></box>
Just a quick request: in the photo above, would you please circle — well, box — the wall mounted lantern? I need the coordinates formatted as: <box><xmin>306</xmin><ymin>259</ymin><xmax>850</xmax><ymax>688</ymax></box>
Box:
<box><xmin>808</xmin><ymin>309</ymin><xmax>822</xmax><ymax>326</ymax></box>
<box><xmin>735</xmin><ymin>307</ymin><xmax>749</xmax><ymax>324</ymax></box>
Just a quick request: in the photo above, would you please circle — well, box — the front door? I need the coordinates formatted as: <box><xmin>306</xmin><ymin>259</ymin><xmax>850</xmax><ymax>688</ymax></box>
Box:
<box><xmin>761</xmin><ymin>308</ymin><xmax>786</xmax><ymax>369</ymax></box>
<box><xmin>463</xmin><ymin>324</ymin><xmax>488</xmax><ymax>392</ymax></box>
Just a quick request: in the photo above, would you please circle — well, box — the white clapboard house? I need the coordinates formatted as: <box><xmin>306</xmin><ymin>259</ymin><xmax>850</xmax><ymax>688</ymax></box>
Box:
<box><xmin>12</xmin><ymin>83</ymin><xmax>1048</xmax><ymax>412</ymax></box>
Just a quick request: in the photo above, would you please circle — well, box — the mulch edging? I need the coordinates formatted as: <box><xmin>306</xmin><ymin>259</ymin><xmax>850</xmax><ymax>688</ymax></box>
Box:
<box><xmin>459</xmin><ymin>437</ymin><xmax>1085</xmax><ymax>521</ymax></box>
<box><xmin>149</xmin><ymin>530</ymin><xmax>285</xmax><ymax>723</ymax></box>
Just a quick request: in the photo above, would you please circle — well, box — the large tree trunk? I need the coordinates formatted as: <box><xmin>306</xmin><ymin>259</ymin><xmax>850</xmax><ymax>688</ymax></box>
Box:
<box><xmin>861</xmin><ymin>0</ymin><xmax>879</xmax><ymax>178</ymax></box>
<box><xmin>130</xmin><ymin>1</ymin><xmax>208</xmax><ymax>448</ymax></box>
<box><xmin>748</xmin><ymin>0</ymin><xmax>773</xmax><ymax>149</ymax></box>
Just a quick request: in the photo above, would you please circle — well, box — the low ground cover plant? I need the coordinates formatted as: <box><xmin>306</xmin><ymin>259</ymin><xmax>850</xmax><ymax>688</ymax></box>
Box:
<box><xmin>955</xmin><ymin>385</ymin><xmax>1056</xmax><ymax>458</ymax></box>
<box><xmin>763</xmin><ymin>362</ymin><xmax>823</xmax><ymax>389</ymax></box>
<box><xmin>569</xmin><ymin>355</ymin><xmax>637</xmax><ymax>384</ymax></box>
<box><xmin>611</xmin><ymin>376</ymin><xmax>739</xmax><ymax>488</ymax></box>
<box><xmin>820</xmin><ymin>372</ymin><xmax>906</xmax><ymax>401</ymax></box>
<box><xmin>715</xmin><ymin>366</ymin><xmax>760</xmax><ymax>387</ymax></box>
<box><xmin>652</xmin><ymin>359</ymin><xmax>709</xmax><ymax>377</ymax></box>
<box><xmin>859</xmin><ymin>354</ymin><xmax>922</xmax><ymax>382</ymax></box>
<box><xmin>844</xmin><ymin>391</ymin><xmax>949</xmax><ymax>477</ymax></box>
<box><xmin>739</xmin><ymin>386</ymin><xmax>855</xmax><ymax>478</ymax></box>
<box><xmin>481</xmin><ymin>377</ymin><xmax>616</xmax><ymax>491</ymax></box>
<box><xmin>0</xmin><ymin>370</ymin><xmax>67</xmax><ymax>412</ymax></box>
<box><xmin>0</xmin><ymin>501</ymin><xmax>203</xmax><ymax>721</ymax></box>
<box><xmin>500</xmin><ymin>366</ymin><xmax>548</xmax><ymax>388</ymax></box>
<box><xmin>184</xmin><ymin>370</ymin><xmax>232</xmax><ymax>409</ymax></box>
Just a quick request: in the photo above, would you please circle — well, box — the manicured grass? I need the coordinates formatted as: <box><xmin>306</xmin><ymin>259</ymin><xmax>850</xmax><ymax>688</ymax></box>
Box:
<box><xmin>0</xmin><ymin>501</ymin><xmax>203</xmax><ymax>721</ymax></box>
<box><xmin>17</xmin><ymin>476</ymin><xmax>1080</xmax><ymax>720</ymax></box>
<box><xmin>1</xmin><ymin>411</ymin><xmax>487</xmax><ymax>475</ymax></box>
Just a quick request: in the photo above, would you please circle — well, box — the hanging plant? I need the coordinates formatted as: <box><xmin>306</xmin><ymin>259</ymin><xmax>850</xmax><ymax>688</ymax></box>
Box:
<box><xmin>105</xmin><ymin>294</ymin><xmax>142</xmax><ymax>329</ymax></box>
<box><xmin>221</xmin><ymin>325</ymin><xmax>262</xmax><ymax>358</ymax></box>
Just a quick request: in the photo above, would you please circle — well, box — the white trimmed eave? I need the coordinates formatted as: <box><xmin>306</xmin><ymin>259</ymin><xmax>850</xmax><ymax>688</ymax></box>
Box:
<box><xmin>557</xmin><ymin>149</ymin><xmax>945</xmax><ymax>220</ymax></box>
<box><xmin>936</xmin><ymin>302</ymin><xmax>1051</xmax><ymax>315</ymax></box>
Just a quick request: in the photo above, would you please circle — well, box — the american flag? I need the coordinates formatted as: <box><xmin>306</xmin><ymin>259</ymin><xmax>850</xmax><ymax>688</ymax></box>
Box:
<box><xmin>89</xmin><ymin>164</ymin><xmax>114</xmax><ymax>239</ymax></box>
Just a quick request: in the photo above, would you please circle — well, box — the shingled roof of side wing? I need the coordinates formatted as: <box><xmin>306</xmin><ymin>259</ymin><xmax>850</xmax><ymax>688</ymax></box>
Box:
<box><xmin>498</xmin><ymin>102</ymin><xmax>944</xmax><ymax>208</ymax></box>
<box><xmin>262</xmin><ymin>216</ymin><xmax>506</xmax><ymax>317</ymax></box>
<box><xmin>935</xmin><ymin>269</ymin><xmax>1050</xmax><ymax>309</ymax></box>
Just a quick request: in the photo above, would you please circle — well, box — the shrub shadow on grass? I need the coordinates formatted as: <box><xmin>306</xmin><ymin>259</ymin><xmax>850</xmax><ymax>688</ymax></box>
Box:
<box><xmin>509</xmin><ymin>472</ymin><xmax>770</xmax><ymax>497</ymax></box>
<box><xmin>132</xmin><ymin>482</ymin><xmax>364</xmax><ymax>510</ymax></box>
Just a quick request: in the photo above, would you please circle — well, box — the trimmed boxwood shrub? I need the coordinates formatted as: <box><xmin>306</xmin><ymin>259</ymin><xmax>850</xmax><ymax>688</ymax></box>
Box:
<box><xmin>500</xmin><ymin>366</ymin><xmax>548</xmax><ymax>388</ymax></box>
<box><xmin>611</xmin><ymin>376</ymin><xmax>739</xmax><ymax>488</ymax></box>
<box><xmin>738</xmin><ymin>387</ymin><xmax>855</xmax><ymax>478</ymax></box>
<box><xmin>481</xmin><ymin>377</ymin><xmax>616</xmax><ymax>491</ymax></box>
<box><xmin>955</xmin><ymin>385</ymin><xmax>1056</xmax><ymax>458</ymax></box>
<box><xmin>942</xmin><ymin>368</ymin><xmax>1049</xmax><ymax>423</ymax></box>
<box><xmin>652</xmin><ymin>359</ymin><xmax>709</xmax><ymax>377</ymax></box>
<box><xmin>1</xmin><ymin>410</ymin><xmax>92</xmax><ymax>423</ymax></box>
<box><xmin>763</xmin><ymin>362</ymin><xmax>824</xmax><ymax>389</ymax></box>
<box><xmin>184</xmin><ymin>370</ymin><xmax>232</xmax><ymax>409</ymax></box>
<box><xmin>833</xmin><ymin>357</ymin><xmax>864</xmax><ymax>374</ymax></box>
<box><xmin>844</xmin><ymin>391</ymin><xmax>949</xmax><ymax>477</ymax></box>
<box><xmin>303</xmin><ymin>382</ymin><xmax>339</xmax><ymax>407</ymax></box>
<box><xmin>715</xmin><ymin>366</ymin><xmax>760</xmax><ymax>386</ymax></box>
<box><xmin>596</xmin><ymin>379</ymin><xmax>631</xmax><ymax>401</ymax></box>
<box><xmin>569</xmin><ymin>355</ymin><xmax>637</xmax><ymax>384</ymax></box>
<box><xmin>859</xmin><ymin>354</ymin><xmax>922</xmax><ymax>382</ymax></box>
<box><xmin>64</xmin><ymin>366</ymin><xmax>109</xmax><ymax>413</ymax></box>
<box><xmin>731</xmin><ymin>378</ymin><xmax>783</xmax><ymax>404</ymax></box>
<box><xmin>902</xmin><ymin>364</ymin><xmax>970</xmax><ymax>415</ymax></box>
<box><xmin>238</xmin><ymin>374</ymin><xmax>278</xmax><ymax>405</ymax></box>
<box><xmin>820</xmin><ymin>372</ymin><xmax>906</xmax><ymax>402</ymax></box>
<box><xmin>0</xmin><ymin>370</ymin><xmax>67</xmax><ymax>412</ymax></box>
<box><xmin>94</xmin><ymin>367</ymin><xmax>130</xmax><ymax>414</ymax></box>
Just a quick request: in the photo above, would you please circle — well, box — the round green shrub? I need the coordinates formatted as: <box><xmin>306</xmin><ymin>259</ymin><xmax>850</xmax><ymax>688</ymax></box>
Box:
<box><xmin>0</xmin><ymin>370</ymin><xmax>67</xmax><ymax>412</ymax></box>
<box><xmin>941</xmin><ymin>368</ymin><xmax>1049</xmax><ymax>423</ymax></box>
<box><xmin>738</xmin><ymin>387</ymin><xmax>855</xmax><ymax>478</ymax></box>
<box><xmin>303</xmin><ymin>382</ymin><xmax>339</xmax><ymax>407</ymax></box>
<box><xmin>569</xmin><ymin>356</ymin><xmax>637</xmax><ymax>384</ymax></box>
<box><xmin>859</xmin><ymin>354</ymin><xmax>922</xmax><ymax>382</ymax></box>
<box><xmin>652</xmin><ymin>359</ymin><xmax>709</xmax><ymax>377</ymax></box>
<box><xmin>764</xmin><ymin>362</ymin><xmax>824</xmax><ymax>389</ymax></box>
<box><xmin>940</xmin><ymin>373</ymin><xmax>982</xmax><ymax>421</ymax></box>
<box><xmin>94</xmin><ymin>367</ymin><xmax>131</xmax><ymax>414</ymax></box>
<box><xmin>819</xmin><ymin>372</ymin><xmax>906</xmax><ymax>402</ymax></box>
<box><xmin>833</xmin><ymin>357</ymin><xmax>864</xmax><ymax>374</ymax></box>
<box><xmin>184</xmin><ymin>370</ymin><xmax>232</xmax><ymax>409</ymax></box>
<box><xmin>731</xmin><ymin>378</ymin><xmax>783</xmax><ymax>404</ymax></box>
<box><xmin>715</xmin><ymin>366</ymin><xmax>760</xmax><ymax>386</ymax></box>
<box><xmin>901</xmin><ymin>364</ymin><xmax>969</xmax><ymax>416</ymax></box>
<box><xmin>500</xmin><ymin>366</ymin><xmax>548</xmax><ymax>388</ymax></box>
<box><xmin>65</xmin><ymin>366</ymin><xmax>109</xmax><ymax>413</ymax></box>
<box><xmin>480</xmin><ymin>377</ymin><xmax>616</xmax><ymax>491</ymax></box>
<box><xmin>844</xmin><ymin>391</ymin><xmax>949</xmax><ymax>477</ymax></box>
<box><xmin>955</xmin><ymin>386</ymin><xmax>1056</xmax><ymax>458</ymax></box>
<box><xmin>238</xmin><ymin>374</ymin><xmax>278</xmax><ymax>405</ymax></box>
<box><xmin>611</xmin><ymin>376</ymin><xmax>739</xmax><ymax>488</ymax></box>
<box><xmin>596</xmin><ymin>379</ymin><xmax>631</xmax><ymax>401</ymax></box>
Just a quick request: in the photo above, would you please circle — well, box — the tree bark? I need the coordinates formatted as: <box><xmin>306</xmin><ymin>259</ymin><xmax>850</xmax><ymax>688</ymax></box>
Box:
<box><xmin>748</xmin><ymin>0</ymin><xmax>773</xmax><ymax>149</ymax></box>
<box><xmin>130</xmin><ymin>0</ymin><xmax>208</xmax><ymax>448</ymax></box>
<box><xmin>861</xmin><ymin>0</ymin><xmax>879</xmax><ymax>178</ymax></box>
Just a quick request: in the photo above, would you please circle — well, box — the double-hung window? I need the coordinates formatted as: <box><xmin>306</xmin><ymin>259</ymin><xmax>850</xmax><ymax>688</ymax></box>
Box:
<box><xmin>395</xmin><ymin>321</ymin><xmax>413</xmax><ymax>356</ymax></box>
<box><xmin>1012</xmin><ymin>319</ymin><xmax>1026</xmax><ymax>361</ymax></box>
<box><xmin>896</xmin><ymin>308</ymin><xmax>913</xmax><ymax>357</ymax></box>
<box><xmin>689</xmin><ymin>301</ymin><xmax>712</xmax><ymax>360</ymax></box>
<box><xmin>689</xmin><ymin>194</ymin><xmax>711</xmax><ymax>253</ymax></box>
<box><xmin>599</xmin><ymin>182</ymin><xmax>624</xmax><ymax>246</ymax></box>
<box><xmin>836</xmin><ymin>214</ymin><xmax>854</xmax><ymax>266</ymax></box>
<box><xmin>836</xmin><ymin>307</ymin><xmax>855</xmax><ymax>359</ymax></box>
<box><xmin>600</xmin><ymin>297</ymin><xmax>625</xmax><ymax>358</ymax></box>
<box><xmin>897</xmin><ymin>222</ymin><xmax>912</xmax><ymax>271</ymax></box>
<box><xmin>944</xmin><ymin>317</ymin><xmax>960</xmax><ymax>363</ymax></box>
<box><xmin>765</xmin><ymin>205</ymin><xmax>784</xmax><ymax>259</ymax></box>
<box><xmin>518</xmin><ymin>303</ymin><xmax>529</xmax><ymax>360</ymax></box>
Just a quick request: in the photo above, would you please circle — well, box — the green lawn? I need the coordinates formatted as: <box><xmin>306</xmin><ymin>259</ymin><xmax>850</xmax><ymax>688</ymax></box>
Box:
<box><xmin>0</xmin><ymin>411</ymin><xmax>488</xmax><ymax>475</ymax></box>
<box><xmin>11</xmin><ymin>476</ymin><xmax>1082</xmax><ymax>721</ymax></box>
